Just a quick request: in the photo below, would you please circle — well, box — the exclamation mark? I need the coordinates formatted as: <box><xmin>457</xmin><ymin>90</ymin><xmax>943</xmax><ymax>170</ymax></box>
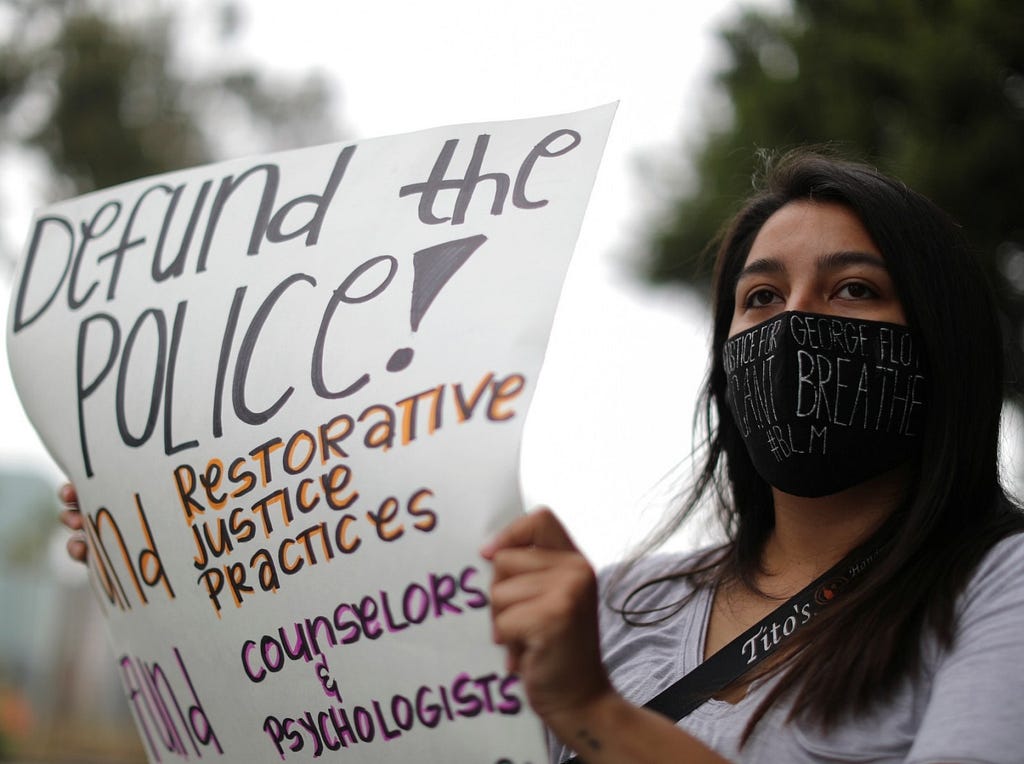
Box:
<box><xmin>387</xmin><ymin>234</ymin><xmax>488</xmax><ymax>372</ymax></box>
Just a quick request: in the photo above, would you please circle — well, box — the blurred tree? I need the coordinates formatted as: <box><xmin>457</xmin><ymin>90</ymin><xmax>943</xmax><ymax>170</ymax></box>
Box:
<box><xmin>647</xmin><ymin>0</ymin><xmax>1024</xmax><ymax>394</ymax></box>
<box><xmin>0</xmin><ymin>0</ymin><xmax>340</xmax><ymax>271</ymax></box>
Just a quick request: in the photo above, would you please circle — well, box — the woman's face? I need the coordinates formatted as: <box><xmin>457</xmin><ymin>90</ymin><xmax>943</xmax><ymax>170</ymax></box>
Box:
<box><xmin>729</xmin><ymin>200</ymin><xmax>906</xmax><ymax>338</ymax></box>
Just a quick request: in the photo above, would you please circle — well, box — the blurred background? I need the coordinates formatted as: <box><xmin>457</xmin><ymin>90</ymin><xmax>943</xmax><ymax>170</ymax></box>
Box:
<box><xmin>0</xmin><ymin>0</ymin><xmax>1021</xmax><ymax>760</ymax></box>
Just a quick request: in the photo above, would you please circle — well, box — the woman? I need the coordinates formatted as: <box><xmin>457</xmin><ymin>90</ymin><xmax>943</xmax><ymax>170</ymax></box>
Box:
<box><xmin>481</xmin><ymin>151</ymin><xmax>1024</xmax><ymax>762</ymax></box>
<box><xmin>63</xmin><ymin>150</ymin><xmax>1024</xmax><ymax>762</ymax></box>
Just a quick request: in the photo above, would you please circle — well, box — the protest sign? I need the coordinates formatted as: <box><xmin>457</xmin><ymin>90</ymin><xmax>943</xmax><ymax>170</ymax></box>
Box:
<box><xmin>6</xmin><ymin>103</ymin><xmax>615</xmax><ymax>761</ymax></box>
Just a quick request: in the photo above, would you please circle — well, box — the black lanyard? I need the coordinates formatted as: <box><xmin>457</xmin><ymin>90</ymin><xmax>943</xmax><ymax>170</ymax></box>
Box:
<box><xmin>562</xmin><ymin>532</ymin><xmax>890</xmax><ymax>763</ymax></box>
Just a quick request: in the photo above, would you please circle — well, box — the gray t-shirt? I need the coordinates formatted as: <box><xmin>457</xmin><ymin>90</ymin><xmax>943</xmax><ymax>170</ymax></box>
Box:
<box><xmin>552</xmin><ymin>534</ymin><xmax>1024</xmax><ymax>763</ymax></box>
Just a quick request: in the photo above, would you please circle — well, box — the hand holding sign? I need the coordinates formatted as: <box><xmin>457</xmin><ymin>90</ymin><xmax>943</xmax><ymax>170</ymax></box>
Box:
<box><xmin>484</xmin><ymin>508</ymin><xmax>611</xmax><ymax>719</ymax></box>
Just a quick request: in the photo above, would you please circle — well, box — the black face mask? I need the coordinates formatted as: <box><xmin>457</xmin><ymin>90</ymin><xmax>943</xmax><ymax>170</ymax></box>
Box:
<box><xmin>723</xmin><ymin>311</ymin><xmax>926</xmax><ymax>498</ymax></box>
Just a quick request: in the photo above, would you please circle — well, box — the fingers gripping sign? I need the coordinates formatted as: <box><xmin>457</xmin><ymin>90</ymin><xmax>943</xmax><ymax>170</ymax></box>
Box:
<box><xmin>481</xmin><ymin>508</ymin><xmax>613</xmax><ymax>723</ymax></box>
<box><xmin>60</xmin><ymin>482</ymin><xmax>89</xmax><ymax>563</ymax></box>
<box><xmin>483</xmin><ymin>511</ymin><xmax>742</xmax><ymax>764</ymax></box>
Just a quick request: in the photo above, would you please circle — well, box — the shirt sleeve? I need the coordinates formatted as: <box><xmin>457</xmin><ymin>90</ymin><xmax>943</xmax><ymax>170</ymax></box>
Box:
<box><xmin>907</xmin><ymin>534</ymin><xmax>1024</xmax><ymax>764</ymax></box>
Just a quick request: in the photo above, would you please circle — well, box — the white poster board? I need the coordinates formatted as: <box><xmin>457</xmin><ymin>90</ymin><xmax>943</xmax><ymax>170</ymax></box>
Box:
<box><xmin>6</xmin><ymin>103</ymin><xmax>615</xmax><ymax>762</ymax></box>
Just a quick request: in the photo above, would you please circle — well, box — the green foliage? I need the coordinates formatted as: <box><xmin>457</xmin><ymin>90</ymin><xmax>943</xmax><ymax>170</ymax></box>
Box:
<box><xmin>648</xmin><ymin>0</ymin><xmax>1024</xmax><ymax>392</ymax></box>
<box><xmin>0</xmin><ymin>0</ymin><xmax>339</xmax><ymax>255</ymax></box>
<box><xmin>32</xmin><ymin>7</ymin><xmax>209</xmax><ymax>191</ymax></box>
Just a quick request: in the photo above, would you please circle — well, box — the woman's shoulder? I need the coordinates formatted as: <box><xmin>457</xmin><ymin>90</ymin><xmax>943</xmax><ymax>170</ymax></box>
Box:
<box><xmin>956</xmin><ymin>529</ymin><xmax>1024</xmax><ymax>615</ymax></box>
<box><xmin>968</xmin><ymin>528</ymin><xmax>1024</xmax><ymax>574</ymax></box>
<box><xmin>902</xmin><ymin>531</ymin><xmax>1024</xmax><ymax>763</ymax></box>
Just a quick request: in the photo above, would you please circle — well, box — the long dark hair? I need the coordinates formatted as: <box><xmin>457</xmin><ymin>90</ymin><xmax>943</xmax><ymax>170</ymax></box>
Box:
<box><xmin>621</xmin><ymin>149</ymin><xmax>1024</xmax><ymax>733</ymax></box>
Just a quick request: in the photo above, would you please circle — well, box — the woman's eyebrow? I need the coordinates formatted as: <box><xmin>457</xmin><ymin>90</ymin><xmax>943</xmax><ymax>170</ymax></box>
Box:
<box><xmin>733</xmin><ymin>250</ymin><xmax>888</xmax><ymax>291</ymax></box>
<box><xmin>736</xmin><ymin>257</ymin><xmax>786</xmax><ymax>282</ymax></box>
<box><xmin>818</xmin><ymin>250</ymin><xmax>888</xmax><ymax>272</ymax></box>
<box><xmin>736</xmin><ymin>250</ymin><xmax>887</xmax><ymax>279</ymax></box>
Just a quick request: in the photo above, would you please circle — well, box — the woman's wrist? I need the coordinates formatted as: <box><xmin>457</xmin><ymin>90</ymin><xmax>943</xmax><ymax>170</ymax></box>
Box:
<box><xmin>544</xmin><ymin>688</ymin><xmax>733</xmax><ymax>764</ymax></box>
<box><xmin>542</xmin><ymin>685</ymin><xmax>623</xmax><ymax>762</ymax></box>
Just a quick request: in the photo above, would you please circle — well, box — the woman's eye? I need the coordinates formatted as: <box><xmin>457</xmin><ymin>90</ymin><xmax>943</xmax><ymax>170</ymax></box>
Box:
<box><xmin>745</xmin><ymin>288</ymin><xmax>780</xmax><ymax>308</ymax></box>
<box><xmin>835</xmin><ymin>282</ymin><xmax>878</xmax><ymax>300</ymax></box>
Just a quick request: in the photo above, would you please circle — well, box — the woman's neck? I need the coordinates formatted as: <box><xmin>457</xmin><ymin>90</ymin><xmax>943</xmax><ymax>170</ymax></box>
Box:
<box><xmin>757</xmin><ymin>466</ymin><xmax>908</xmax><ymax>595</ymax></box>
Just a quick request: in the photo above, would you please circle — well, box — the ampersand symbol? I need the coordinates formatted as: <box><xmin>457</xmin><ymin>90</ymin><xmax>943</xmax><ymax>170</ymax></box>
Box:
<box><xmin>315</xmin><ymin>654</ymin><xmax>342</xmax><ymax>702</ymax></box>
